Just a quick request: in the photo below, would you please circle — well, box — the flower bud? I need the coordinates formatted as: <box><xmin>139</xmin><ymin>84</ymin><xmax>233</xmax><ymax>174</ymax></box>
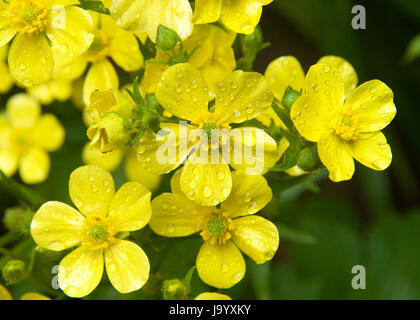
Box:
<box><xmin>282</xmin><ymin>86</ymin><xmax>301</xmax><ymax>110</ymax></box>
<box><xmin>2</xmin><ymin>260</ymin><xmax>26</xmax><ymax>285</ymax></box>
<box><xmin>87</xmin><ymin>112</ymin><xmax>132</xmax><ymax>152</ymax></box>
<box><xmin>156</xmin><ymin>25</ymin><xmax>180</xmax><ymax>51</ymax></box>
<box><xmin>162</xmin><ymin>279</ymin><xmax>189</xmax><ymax>300</ymax></box>
<box><xmin>3</xmin><ymin>207</ymin><xmax>32</xmax><ymax>235</ymax></box>
<box><xmin>297</xmin><ymin>146</ymin><xmax>321</xmax><ymax>171</ymax></box>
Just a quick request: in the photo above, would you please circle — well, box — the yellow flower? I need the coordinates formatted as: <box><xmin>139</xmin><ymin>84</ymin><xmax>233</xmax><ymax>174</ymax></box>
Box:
<box><xmin>0</xmin><ymin>45</ymin><xmax>14</xmax><ymax>93</ymax></box>
<box><xmin>290</xmin><ymin>62</ymin><xmax>396</xmax><ymax>182</ymax></box>
<box><xmin>150</xmin><ymin>171</ymin><xmax>278</xmax><ymax>289</ymax></box>
<box><xmin>193</xmin><ymin>0</ymin><xmax>273</xmax><ymax>34</ymax></box>
<box><xmin>106</xmin><ymin>0</ymin><xmax>193</xmax><ymax>42</ymax></box>
<box><xmin>30</xmin><ymin>165</ymin><xmax>152</xmax><ymax>297</ymax></box>
<box><xmin>137</xmin><ymin>63</ymin><xmax>277</xmax><ymax>206</ymax></box>
<box><xmin>82</xmin><ymin>144</ymin><xmax>162</xmax><ymax>191</ymax></box>
<box><xmin>0</xmin><ymin>94</ymin><xmax>65</xmax><ymax>184</ymax></box>
<box><xmin>194</xmin><ymin>292</ymin><xmax>231</xmax><ymax>300</ymax></box>
<box><xmin>27</xmin><ymin>79</ymin><xmax>72</xmax><ymax>105</ymax></box>
<box><xmin>0</xmin><ymin>0</ymin><xmax>94</xmax><ymax>86</ymax></box>
<box><xmin>0</xmin><ymin>284</ymin><xmax>50</xmax><ymax>300</ymax></box>
<box><xmin>142</xmin><ymin>24</ymin><xmax>236</xmax><ymax>97</ymax></box>
<box><xmin>53</xmin><ymin>13</ymin><xmax>143</xmax><ymax>105</ymax></box>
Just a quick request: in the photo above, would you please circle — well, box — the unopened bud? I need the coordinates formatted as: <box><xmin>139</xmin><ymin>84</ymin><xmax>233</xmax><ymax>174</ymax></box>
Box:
<box><xmin>162</xmin><ymin>279</ymin><xmax>189</xmax><ymax>300</ymax></box>
<box><xmin>2</xmin><ymin>260</ymin><xmax>26</xmax><ymax>285</ymax></box>
<box><xmin>297</xmin><ymin>146</ymin><xmax>321</xmax><ymax>171</ymax></box>
<box><xmin>156</xmin><ymin>25</ymin><xmax>180</xmax><ymax>51</ymax></box>
<box><xmin>3</xmin><ymin>207</ymin><xmax>32</xmax><ymax>235</ymax></box>
<box><xmin>282</xmin><ymin>86</ymin><xmax>301</xmax><ymax>110</ymax></box>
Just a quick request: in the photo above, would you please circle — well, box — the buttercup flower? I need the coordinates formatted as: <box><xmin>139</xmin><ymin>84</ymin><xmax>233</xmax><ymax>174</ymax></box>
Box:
<box><xmin>150</xmin><ymin>171</ymin><xmax>279</xmax><ymax>289</ymax></box>
<box><xmin>0</xmin><ymin>284</ymin><xmax>50</xmax><ymax>300</ymax></box>
<box><xmin>106</xmin><ymin>0</ymin><xmax>193</xmax><ymax>42</ymax></box>
<box><xmin>290</xmin><ymin>62</ymin><xmax>396</xmax><ymax>182</ymax></box>
<box><xmin>30</xmin><ymin>165</ymin><xmax>152</xmax><ymax>297</ymax></box>
<box><xmin>0</xmin><ymin>94</ymin><xmax>65</xmax><ymax>184</ymax></box>
<box><xmin>193</xmin><ymin>0</ymin><xmax>273</xmax><ymax>34</ymax></box>
<box><xmin>0</xmin><ymin>0</ymin><xmax>94</xmax><ymax>86</ymax></box>
<box><xmin>0</xmin><ymin>45</ymin><xmax>14</xmax><ymax>93</ymax></box>
<box><xmin>195</xmin><ymin>292</ymin><xmax>231</xmax><ymax>300</ymax></box>
<box><xmin>137</xmin><ymin>63</ymin><xmax>277</xmax><ymax>206</ymax></box>
<box><xmin>53</xmin><ymin>13</ymin><xmax>143</xmax><ymax>105</ymax></box>
<box><xmin>142</xmin><ymin>24</ymin><xmax>236</xmax><ymax>96</ymax></box>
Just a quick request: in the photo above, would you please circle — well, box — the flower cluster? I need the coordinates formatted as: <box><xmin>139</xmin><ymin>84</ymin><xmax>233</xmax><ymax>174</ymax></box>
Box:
<box><xmin>0</xmin><ymin>0</ymin><xmax>396</xmax><ymax>300</ymax></box>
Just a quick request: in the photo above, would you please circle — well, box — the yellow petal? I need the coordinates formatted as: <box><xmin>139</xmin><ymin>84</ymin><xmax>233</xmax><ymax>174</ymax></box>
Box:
<box><xmin>265</xmin><ymin>56</ymin><xmax>305</xmax><ymax>101</ymax></box>
<box><xmin>232</xmin><ymin>215</ymin><xmax>279</xmax><ymax>264</ymax></box>
<box><xmin>196</xmin><ymin>240</ymin><xmax>245</xmax><ymax>289</ymax></box>
<box><xmin>256</xmin><ymin>106</ymin><xmax>285</xmax><ymax>129</ymax></box>
<box><xmin>31</xmin><ymin>201</ymin><xmax>85</xmax><ymax>251</ymax></box>
<box><xmin>82</xmin><ymin>143</ymin><xmax>124</xmax><ymax>172</ymax></box>
<box><xmin>214</xmin><ymin>70</ymin><xmax>273</xmax><ymax>124</ymax></box>
<box><xmin>46</xmin><ymin>6</ymin><xmax>94</xmax><ymax>57</ymax></box>
<box><xmin>193</xmin><ymin>0</ymin><xmax>222</xmax><ymax>24</ymax></box>
<box><xmin>141</xmin><ymin>51</ymin><xmax>167</xmax><ymax>94</ymax></box>
<box><xmin>20</xmin><ymin>293</ymin><xmax>50</xmax><ymax>300</ymax></box>
<box><xmin>180</xmin><ymin>160</ymin><xmax>232</xmax><ymax>206</ymax></box>
<box><xmin>124</xmin><ymin>150</ymin><xmax>162</xmax><ymax>191</ymax></box>
<box><xmin>6</xmin><ymin>94</ymin><xmax>40</xmax><ymax>128</ymax></box>
<box><xmin>169</xmin><ymin>167</ymin><xmax>183</xmax><ymax>195</ymax></box>
<box><xmin>8</xmin><ymin>33</ymin><xmax>53</xmax><ymax>86</ymax></box>
<box><xmin>0</xmin><ymin>23</ymin><xmax>17</xmax><ymax>47</ymax></box>
<box><xmin>83</xmin><ymin>59</ymin><xmax>119</xmax><ymax>105</ymax></box>
<box><xmin>195</xmin><ymin>292</ymin><xmax>231</xmax><ymax>300</ymax></box>
<box><xmin>350</xmin><ymin>132</ymin><xmax>392</xmax><ymax>171</ymax></box>
<box><xmin>156</xmin><ymin>63</ymin><xmax>209</xmax><ymax>123</ymax></box>
<box><xmin>0</xmin><ymin>284</ymin><xmax>12</xmax><ymax>300</ymax></box>
<box><xmin>220</xmin><ymin>0</ymin><xmax>262</xmax><ymax>34</ymax></box>
<box><xmin>58</xmin><ymin>246</ymin><xmax>104</xmax><ymax>298</ymax></box>
<box><xmin>136</xmin><ymin>123</ymin><xmax>190</xmax><ymax>175</ymax></box>
<box><xmin>290</xmin><ymin>93</ymin><xmax>331</xmax><ymax>142</ymax></box>
<box><xmin>108</xmin><ymin>182</ymin><xmax>151</xmax><ymax>232</ymax></box>
<box><xmin>69</xmin><ymin>165</ymin><xmax>115</xmax><ymax>218</ymax></box>
<box><xmin>19</xmin><ymin>147</ymin><xmax>50</xmax><ymax>184</ymax></box>
<box><xmin>33</xmin><ymin>114</ymin><xmax>65</xmax><ymax>152</ymax></box>
<box><xmin>0</xmin><ymin>149</ymin><xmax>18</xmax><ymax>177</ymax></box>
<box><xmin>228</xmin><ymin>127</ymin><xmax>278</xmax><ymax>175</ymax></box>
<box><xmin>0</xmin><ymin>60</ymin><xmax>14</xmax><ymax>94</ymax></box>
<box><xmin>105</xmin><ymin>239</ymin><xmax>149</xmax><ymax>294</ymax></box>
<box><xmin>318</xmin><ymin>132</ymin><xmax>354</xmax><ymax>182</ymax></box>
<box><xmin>304</xmin><ymin>63</ymin><xmax>345</xmax><ymax>104</ymax></box>
<box><xmin>345</xmin><ymin>80</ymin><xmax>396</xmax><ymax>133</ymax></box>
<box><xmin>317</xmin><ymin>55</ymin><xmax>358</xmax><ymax>97</ymax></box>
<box><xmin>52</xmin><ymin>49</ymin><xmax>88</xmax><ymax>81</ymax></box>
<box><xmin>221</xmin><ymin>171</ymin><xmax>272</xmax><ymax>218</ymax></box>
<box><xmin>150</xmin><ymin>193</ymin><xmax>206</xmax><ymax>237</ymax></box>
<box><xmin>109</xmin><ymin>28</ymin><xmax>143</xmax><ymax>72</ymax></box>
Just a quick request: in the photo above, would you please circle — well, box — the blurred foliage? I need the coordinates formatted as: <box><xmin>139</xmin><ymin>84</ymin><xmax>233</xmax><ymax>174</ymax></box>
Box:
<box><xmin>1</xmin><ymin>0</ymin><xmax>420</xmax><ymax>299</ymax></box>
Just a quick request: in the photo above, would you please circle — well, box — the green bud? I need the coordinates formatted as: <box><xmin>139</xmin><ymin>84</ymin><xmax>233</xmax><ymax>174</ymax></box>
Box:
<box><xmin>3</xmin><ymin>207</ymin><xmax>32</xmax><ymax>235</ymax></box>
<box><xmin>87</xmin><ymin>112</ymin><xmax>132</xmax><ymax>152</ymax></box>
<box><xmin>240</xmin><ymin>26</ymin><xmax>264</xmax><ymax>57</ymax></box>
<box><xmin>282</xmin><ymin>86</ymin><xmax>301</xmax><ymax>110</ymax></box>
<box><xmin>156</xmin><ymin>25</ymin><xmax>180</xmax><ymax>51</ymax></box>
<box><xmin>297</xmin><ymin>146</ymin><xmax>321</xmax><ymax>171</ymax></box>
<box><xmin>142</xmin><ymin>111</ymin><xmax>159</xmax><ymax>129</ymax></box>
<box><xmin>162</xmin><ymin>279</ymin><xmax>189</xmax><ymax>300</ymax></box>
<box><xmin>2</xmin><ymin>260</ymin><xmax>26</xmax><ymax>285</ymax></box>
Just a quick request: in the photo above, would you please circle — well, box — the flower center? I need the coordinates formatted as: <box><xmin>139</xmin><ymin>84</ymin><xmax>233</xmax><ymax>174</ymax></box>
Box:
<box><xmin>83</xmin><ymin>217</ymin><xmax>115</xmax><ymax>250</ymax></box>
<box><xmin>89</xmin><ymin>224</ymin><xmax>109</xmax><ymax>242</ymax></box>
<box><xmin>330</xmin><ymin>107</ymin><xmax>360</xmax><ymax>141</ymax></box>
<box><xmin>200</xmin><ymin>211</ymin><xmax>233</xmax><ymax>245</ymax></box>
<box><xmin>201</xmin><ymin>121</ymin><xmax>219</xmax><ymax>138</ymax></box>
<box><xmin>10</xmin><ymin>0</ymin><xmax>49</xmax><ymax>34</ymax></box>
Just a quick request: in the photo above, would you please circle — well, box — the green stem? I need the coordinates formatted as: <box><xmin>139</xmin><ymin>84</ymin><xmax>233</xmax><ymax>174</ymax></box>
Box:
<box><xmin>27</xmin><ymin>277</ymin><xmax>59</xmax><ymax>297</ymax></box>
<box><xmin>0</xmin><ymin>232</ymin><xmax>20</xmax><ymax>247</ymax></box>
<box><xmin>0</xmin><ymin>247</ymin><xmax>20</xmax><ymax>259</ymax></box>
<box><xmin>0</xmin><ymin>170</ymin><xmax>44</xmax><ymax>209</ymax></box>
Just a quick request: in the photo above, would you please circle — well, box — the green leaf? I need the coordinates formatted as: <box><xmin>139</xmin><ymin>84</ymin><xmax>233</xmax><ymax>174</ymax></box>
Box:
<box><xmin>78</xmin><ymin>0</ymin><xmax>110</xmax><ymax>14</ymax></box>
<box><xmin>403</xmin><ymin>33</ymin><xmax>420</xmax><ymax>64</ymax></box>
<box><xmin>276</xmin><ymin>223</ymin><xmax>317</xmax><ymax>245</ymax></box>
<box><xmin>271</xmin><ymin>102</ymin><xmax>295</xmax><ymax>132</ymax></box>
<box><xmin>137</xmin><ymin>37</ymin><xmax>157</xmax><ymax>61</ymax></box>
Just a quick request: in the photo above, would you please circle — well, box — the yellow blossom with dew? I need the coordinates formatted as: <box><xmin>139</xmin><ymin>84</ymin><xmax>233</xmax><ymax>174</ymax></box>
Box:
<box><xmin>290</xmin><ymin>62</ymin><xmax>396</xmax><ymax>182</ymax></box>
<box><xmin>30</xmin><ymin>165</ymin><xmax>152</xmax><ymax>297</ymax></box>
<box><xmin>105</xmin><ymin>0</ymin><xmax>193</xmax><ymax>42</ymax></box>
<box><xmin>150</xmin><ymin>171</ymin><xmax>279</xmax><ymax>289</ymax></box>
<box><xmin>137</xmin><ymin>63</ymin><xmax>277</xmax><ymax>206</ymax></box>
<box><xmin>0</xmin><ymin>45</ymin><xmax>14</xmax><ymax>93</ymax></box>
<box><xmin>193</xmin><ymin>0</ymin><xmax>273</xmax><ymax>34</ymax></box>
<box><xmin>0</xmin><ymin>284</ymin><xmax>50</xmax><ymax>300</ymax></box>
<box><xmin>142</xmin><ymin>24</ymin><xmax>236</xmax><ymax>97</ymax></box>
<box><xmin>0</xmin><ymin>0</ymin><xmax>94</xmax><ymax>86</ymax></box>
<box><xmin>53</xmin><ymin>12</ymin><xmax>143</xmax><ymax>106</ymax></box>
<box><xmin>0</xmin><ymin>94</ymin><xmax>65</xmax><ymax>184</ymax></box>
<box><xmin>194</xmin><ymin>292</ymin><xmax>231</xmax><ymax>300</ymax></box>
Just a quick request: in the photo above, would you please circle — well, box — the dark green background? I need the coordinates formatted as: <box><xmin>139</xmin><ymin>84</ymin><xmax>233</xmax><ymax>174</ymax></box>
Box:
<box><xmin>1</xmin><ymin>0</ymin><xmax>420</xmax><ymax>299</ymax></box>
